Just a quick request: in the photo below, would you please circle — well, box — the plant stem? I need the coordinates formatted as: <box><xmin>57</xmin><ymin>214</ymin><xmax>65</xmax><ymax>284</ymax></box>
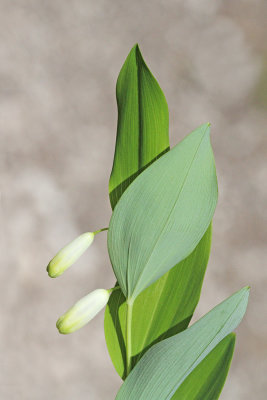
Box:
<box><xmin>94</xmin><ymin>227</ymin><xmax>109</xmax><ymax>234</ymax></box>
<box><xmin>126</xmin><ymin>299</ymin><xmax>133</xmax><ymax>376</ymax></box>
<box><xmin>108</xmin><ymin>285</ymin><xmax>121</xmax><ymax>294</ymax></box>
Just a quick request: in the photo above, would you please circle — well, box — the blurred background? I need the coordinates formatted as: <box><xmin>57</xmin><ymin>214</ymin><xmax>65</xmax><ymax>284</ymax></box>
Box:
<box><xmin>0</xmin><ymin>0</ymin><xmax>266</xmax><ymax>399</ymax></box>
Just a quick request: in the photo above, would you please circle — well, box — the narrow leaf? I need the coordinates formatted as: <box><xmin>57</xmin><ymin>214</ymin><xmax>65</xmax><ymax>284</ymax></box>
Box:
<box><xmin>171</xmin><ymin>333</ymin><xmax>236</xmax><ymax>400</ymax></box>
<box><xmin>108</xmin><ymin>123</ymin><xmax>218</xmax><ymax>300</ymax></box>
<box><xmin>116</xmin><ymin>287</ymin><xmax>249</xmax><ymax>400</ymax></box>
<box><xmin>109</xmin><ymin>43</ymin><xmax>169</xmax><ymax>209</ymax></box>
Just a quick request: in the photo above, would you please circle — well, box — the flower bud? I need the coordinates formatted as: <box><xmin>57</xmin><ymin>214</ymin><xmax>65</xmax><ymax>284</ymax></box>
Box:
<box><xmin>56</xmin><ymin>289</ymin><xmax>111</xmax><ymax>334</ymax></box>
<box><xmin>47</xmin><ymin>232</ymin><xmax>94</xmax><ymax>278</ymax></box>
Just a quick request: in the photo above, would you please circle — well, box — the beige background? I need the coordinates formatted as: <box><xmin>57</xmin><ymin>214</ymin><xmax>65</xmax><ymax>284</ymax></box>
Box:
<box><xmin>1</xmin><ymin>1</ymin><xmax>266</xmax><ymax>399</ymax></box>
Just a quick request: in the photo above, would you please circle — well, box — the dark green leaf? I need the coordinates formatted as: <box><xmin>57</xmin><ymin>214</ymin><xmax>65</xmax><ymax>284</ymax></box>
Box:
<box><xmin>109</xmin><ymin>44</ymin><xmax>169</xmax><ymax>209</ymax></box>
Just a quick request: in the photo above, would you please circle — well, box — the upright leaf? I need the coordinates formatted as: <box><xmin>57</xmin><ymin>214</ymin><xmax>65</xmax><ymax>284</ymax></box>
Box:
<box><xmin>104</xmin><ymin>224</ymin><xmax>211</xmax><ymax>378</ymax></box>
<box><xmin>108</xmin><ymin>123</ymin><xmax>218</xmax><ymax>301</ymax></box>
<box><xmin>171</xmin><ymin>333</ymin><xmax>236</xmax><ymax>400</ymax></box>
<box><xmin>105</xmin><ymin>45</ymin><xmax>212</xmax><ymax>379</ymax></box>
<box><xmin>116</xmin><ymin>287</ymin><xmax>249</xmax><ymax>400</ymax></box>
<box><xmin>109</xmin><ymin>43</ymin><xmax>169</xmax><ymax>209</ymax></box>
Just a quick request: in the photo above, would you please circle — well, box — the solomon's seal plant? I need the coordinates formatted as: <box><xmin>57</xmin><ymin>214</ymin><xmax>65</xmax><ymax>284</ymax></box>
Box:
<box><xmin>46</xmin><ymin>44</ymin><xmax>249</xmax><ymax>399</ymax></box>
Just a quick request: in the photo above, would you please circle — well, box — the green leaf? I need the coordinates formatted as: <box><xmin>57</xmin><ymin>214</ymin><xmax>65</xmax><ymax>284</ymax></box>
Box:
<box><xmin>105</xmin><ymin>44</ymin><xmax>171</xmax><ymax>377</ymax></box>
<box><xmin>108</xmin><ymin>123</ymin><xmax>218</xmax><ymax>301</ymax></box>
<box><xmin>109</xmin><ymin>44</ymin><xmax>169</xmax><ymax>209</ymax></box>
<box><xmin>115</xmin><ymin>287</ymin><xmax>249</xmax><ymax>400</ymax></box>
<box><xmin>171</xmin><ymin>333</ymin><xmax>236</xmax><ymax>400</ymax></box>
<box><xmin>105</xmin><ymin>45</ymin><xmax>213</xmax><ymax>380</ymax></box>
<box><xmin>104</xmin><ymin>224</ymin><xmax>211</xmax><ymax>378</ymax></box>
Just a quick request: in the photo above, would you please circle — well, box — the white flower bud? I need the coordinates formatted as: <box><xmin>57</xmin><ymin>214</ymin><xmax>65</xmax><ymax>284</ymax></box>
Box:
<box><xmin>47</xmin><ymin>232</ymin><xmax>94</xmax><ymax>278</ymax></box>
<box><xmin>56</xmin><ymin>289</ymin><xmax>111</xmax><ymax>334</ymax></box>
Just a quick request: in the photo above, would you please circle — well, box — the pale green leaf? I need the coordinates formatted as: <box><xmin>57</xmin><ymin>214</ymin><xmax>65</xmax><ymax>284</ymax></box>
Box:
<box><xmin>108</xmin><ymin>123</ymin><xmax>218</xmax><ymax>301</ymax></box>
<box><xmin>116</xmin><ymin>287</ymin><xmax>249</xmax><ymax>400</ymax></box>
<box><xmin>104</xmin><ymin>224</ymin><xmax>211</xmax><ymax>378</ymax></box>
<box><xmin>171</xmin><ymin>333</ymin><xmax>235</xmax><ymax>400</ymax></box>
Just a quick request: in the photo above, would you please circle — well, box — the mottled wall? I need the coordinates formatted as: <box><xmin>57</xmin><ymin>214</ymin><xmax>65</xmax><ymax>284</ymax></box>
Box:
<box><xmin>1</xmin><ymin>1</ymin><xmax>266</xmax><ymax>399</ymax></box>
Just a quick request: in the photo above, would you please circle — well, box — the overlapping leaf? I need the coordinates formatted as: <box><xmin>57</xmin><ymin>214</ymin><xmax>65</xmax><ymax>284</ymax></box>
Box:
<box><xmin>116</xmin><ymin>287</ymin><xmax>249</xmax><ymax>400</ymax></box>
<box><xmin>108</xmin><ymin>123</ymin><xmax>218</xmax><ymax>301</ymax></box>
<box><xmin>104</xmin><ymin>224</ymin><xmax>211</xmax><ymax>378</ymax></box>
<box><xmin>171</xmin><ymin>333</ymin><xmax>235</xmax><ymax>399</ymax></box>
<box><xmin>105</xmin><ymin>45</ymin><xmax>213</xmax><ymax>378</ymax></box>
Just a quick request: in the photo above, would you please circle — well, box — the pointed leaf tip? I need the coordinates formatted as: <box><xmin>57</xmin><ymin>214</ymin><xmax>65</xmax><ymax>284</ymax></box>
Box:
<box><xmin>110</xmin><ymin>42</ymin><xmax>169</xmax><ymax>209</ymax></box>
<box><xmin>108</xmin><ymin>123</ymin><xmax>218</xmax><ymax>299</ymax></box>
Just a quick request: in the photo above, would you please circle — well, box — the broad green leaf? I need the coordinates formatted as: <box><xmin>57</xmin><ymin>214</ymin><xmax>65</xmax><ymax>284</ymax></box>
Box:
<box><xmin>108</xmin><ymin>123</ymin><xmax>218</xmax><ymax>301</ymax></box>
<box><xmin>116</xmin><ymin>287</ymin><xmax>249</xmax><ymax>400</ymax></box>
<box><xmin>104</xmin><ymin>224</ymin><xmax>211</xmax><ymax>378</ymax></box>
<box><xmin>171</xmin><ymin>333</ymin><xmax>235</xmax><ymax>400</ymax></box>
<box><xmin>109</xmin><ymin>43</ymin><xmax>169</xmax><ymax>209</ymax></box>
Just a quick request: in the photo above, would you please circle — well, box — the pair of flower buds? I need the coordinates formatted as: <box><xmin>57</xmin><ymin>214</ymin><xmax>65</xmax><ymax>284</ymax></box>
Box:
<box><xmin>47</xmin><ymin>229</ymin><xmax>113</xmax><ymax>334</ymax></box>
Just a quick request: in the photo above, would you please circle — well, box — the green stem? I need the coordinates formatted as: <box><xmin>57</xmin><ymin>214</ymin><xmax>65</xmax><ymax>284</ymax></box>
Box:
<box><xmin>126</xmin><ymin>299</ymin><xmax>133</xmax><ymax>376</ymax></box>
<box><xmin>94</xmin><ymin>227</ymin><xmax>109</xmax><ymax>235</ymax></box>
<box><xmin>108</xmin><ymin>285</ymin><xmax>121</xmax><ymax>294</ymax></box>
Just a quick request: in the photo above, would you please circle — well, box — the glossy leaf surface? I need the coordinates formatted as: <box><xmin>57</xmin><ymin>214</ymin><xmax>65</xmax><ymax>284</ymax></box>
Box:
<box><xmin>109</xmin><ymin>44</ymin><xmax>169</xmax><ymax>209</ymax></box>
<box><xmin>116</xmin><ymin>287</ymin><xmax>249</xmax><ymax>400</ymax></box>
<box><xmin>108</xmin><ymin>123</ymin><xmax>218</xmax><ymax>300</ymax></box>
